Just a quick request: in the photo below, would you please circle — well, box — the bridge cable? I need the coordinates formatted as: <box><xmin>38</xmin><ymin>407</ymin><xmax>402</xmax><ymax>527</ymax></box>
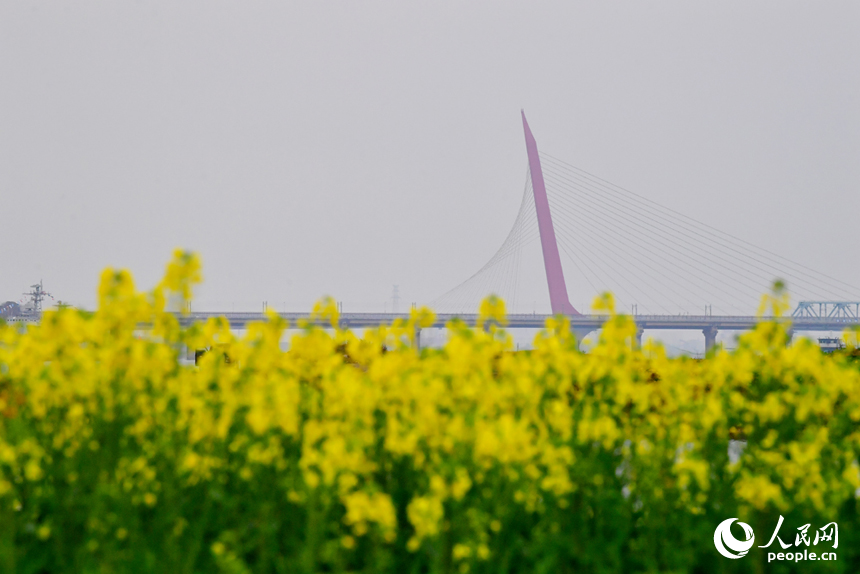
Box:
<box><xmin>541</xmin><ymin>157</ymin><xmax>858</xmax><ymax>303</ymax></box>
<box><xmin>542</xmin><ymin>154</ymin><xmax>860</xmax><ymax>300</ymax></box>
<box><xmin>544</xmin><ymin>175</ymin><xmax>766</xmax><ymax>312</ymax></box>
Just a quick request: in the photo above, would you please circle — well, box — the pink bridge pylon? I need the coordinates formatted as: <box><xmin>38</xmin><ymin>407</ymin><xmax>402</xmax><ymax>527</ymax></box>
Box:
<box><xmin>521</xmin><ymin>111</ymin><xmax>581</xmax><ymax>316</ymax></box>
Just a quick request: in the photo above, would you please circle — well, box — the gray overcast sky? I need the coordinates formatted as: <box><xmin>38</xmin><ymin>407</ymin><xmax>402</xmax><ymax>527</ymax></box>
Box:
<box><xmin>1</xmin><ymin>2</ymin><xmax>858</xmax><ymax>313</ymax></box>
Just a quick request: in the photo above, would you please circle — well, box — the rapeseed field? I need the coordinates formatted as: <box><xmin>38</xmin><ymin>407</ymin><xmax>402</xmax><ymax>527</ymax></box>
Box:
<box><xmin>1</xmin><ymin>251</ymin><xmax>858</xmax><ymax>573</ymax></box>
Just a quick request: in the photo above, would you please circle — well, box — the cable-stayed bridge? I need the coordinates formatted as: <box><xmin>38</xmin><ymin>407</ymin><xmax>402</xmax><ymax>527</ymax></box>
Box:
<box><xmin>185</xmin><ymin>113</ymin><xmax>860</xmax><ymax>348</ymax></box>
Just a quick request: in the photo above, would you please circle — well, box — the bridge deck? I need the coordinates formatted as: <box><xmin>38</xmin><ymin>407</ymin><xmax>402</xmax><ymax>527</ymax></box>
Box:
<box><xmin>179</xmin><ymin>312</ymin><xmax>860</xmax><ymax>332</ymax></box>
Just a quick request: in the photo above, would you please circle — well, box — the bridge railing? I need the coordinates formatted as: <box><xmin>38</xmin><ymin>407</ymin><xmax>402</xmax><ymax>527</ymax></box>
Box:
<box><xmin>180</xmin><ymin>311</ymin><xmax>860</xmax><ymax>329</ymax></box>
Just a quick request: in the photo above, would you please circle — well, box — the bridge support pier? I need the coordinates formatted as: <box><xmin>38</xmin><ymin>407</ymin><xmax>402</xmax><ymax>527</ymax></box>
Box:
<box><xmin>703</xmin><ymin>326</ymin><xmax>718</xmax><ymax>352</ymax></box>
<box><xmin>572</xmin><ymin>327</ymin><xmax>594</xmax><ymax>351</ymax></box>
<box><xmin>785</xmin><ymin>328</ymin><xmax>793</xmax><ymax>347</ymax></box>
<box><xmin>415</xmin><ymin>327</ymin><xmax>422</xmax><ymax>351</ymax></box>
<box><xmin>635</xmin><ymin>328</ymin><xmax>643</xmax><ymax>349</ymax></box>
